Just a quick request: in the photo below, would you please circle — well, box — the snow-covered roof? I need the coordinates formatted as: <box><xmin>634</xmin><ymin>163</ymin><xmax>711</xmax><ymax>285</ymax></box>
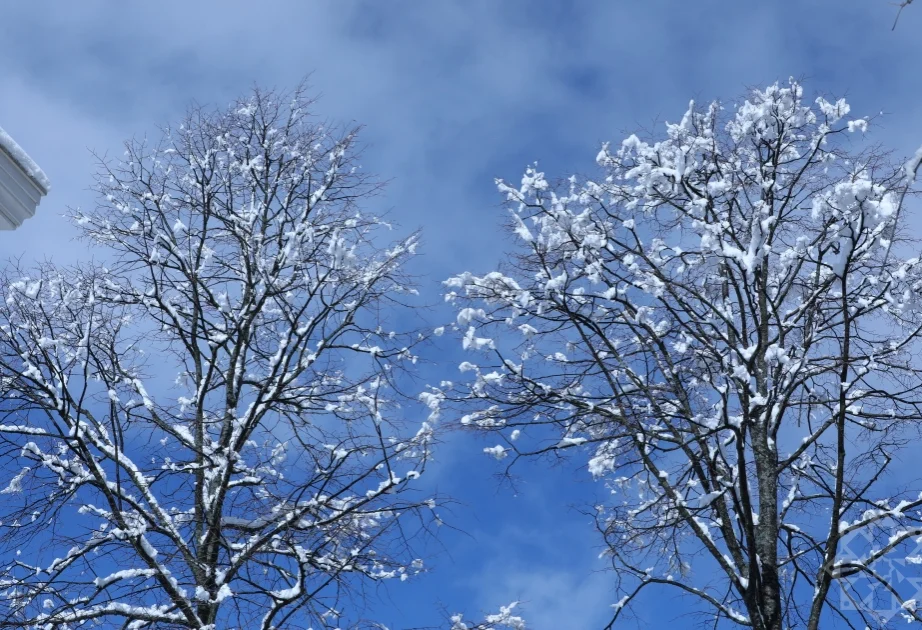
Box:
<box><xmin>0</xmin><ymin>125</ymin><xmax>50</xmax><ymax>230</ymax></box>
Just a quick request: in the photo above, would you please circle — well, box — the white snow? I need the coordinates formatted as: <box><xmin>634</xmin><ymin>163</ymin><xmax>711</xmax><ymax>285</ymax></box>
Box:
<box><xmin>557</xmin><ymin>436</ymin><xmax>587</xmax><ymax>448</ymax></box>
<box><xmin>696</xmin><ymin>490</ymin><xmax>724</xmax><ymax>508</ymax></box>
<box><xmin>907</xmin><ymin>145</ymin><xmax>922</xmax><ymax>184</ymax></box>
<box><xmin>847</xmin><ymin>119</ymin><xmax>868</xmax><ymax>133</ymax></box>
<box><xmin>0</xmin><ymin>467</ymin><xmax>29</xmax><ymax>494</ymax></box>
<box><xmin>0</xmin><ymin>125</ymin><xmax>51</xmax><ymax>192</ymax></box>
<box><xmin>483</xmin><ymin>445</ymin><xmax>508</xmax><ymax>460</ymax></box>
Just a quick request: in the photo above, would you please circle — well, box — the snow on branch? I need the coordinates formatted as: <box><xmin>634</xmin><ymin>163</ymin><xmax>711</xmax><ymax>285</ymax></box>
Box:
<box><xmin>0</xmin><ymin>84</ymin><xmax>437</xmax><ymax>630</ymax></box>
<box><xmin>450</xmin><ymin>602</ymin><xmax>526</xmax><ymax>630</ymax></box>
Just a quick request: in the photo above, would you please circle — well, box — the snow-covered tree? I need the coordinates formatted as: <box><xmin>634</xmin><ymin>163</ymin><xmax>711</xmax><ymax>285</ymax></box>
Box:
<box><xmin>0</xmin><ymin>86</ymin><xmax>441</xmax><ymax>629</ymax></box>
<box><xmin>437</xmin><ymin>80</ymin><xmax>922</xmax><ymax>629</ymax></box>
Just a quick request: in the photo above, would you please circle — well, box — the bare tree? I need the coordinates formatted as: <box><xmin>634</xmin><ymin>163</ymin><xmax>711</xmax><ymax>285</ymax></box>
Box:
<box><xmin>434</xmin><ymin>80</ymin><xmax>922</xmax><ymax>629</ymax></box>
<box><xmin>0</xmin><ymin>86</ymin><xmax>441</xmax><ymax>629</ymax></box>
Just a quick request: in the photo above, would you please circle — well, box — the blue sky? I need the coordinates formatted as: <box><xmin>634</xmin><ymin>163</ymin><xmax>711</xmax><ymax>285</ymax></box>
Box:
<box><xmin>2</xmin><ymin>2</ymin><xmax>922</xmax><ymax>628</ymax></box>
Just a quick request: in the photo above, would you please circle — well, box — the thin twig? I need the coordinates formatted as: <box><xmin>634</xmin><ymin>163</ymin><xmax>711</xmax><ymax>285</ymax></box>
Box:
<box><xmin>892</xmin><ymin>0</ymin><xmax>914</xmax><ymax>30</ymax></box>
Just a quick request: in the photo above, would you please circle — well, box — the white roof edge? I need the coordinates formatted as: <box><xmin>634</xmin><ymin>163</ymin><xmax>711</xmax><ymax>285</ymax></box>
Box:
<box><xmin>0</xmin><ymin>128</ymin><xmax>50</xmax><ymax>230</ymax></box>
<box><xmin>0</xmin><ymin>126</ymin><xmax>50</xmax><ymax>195</ymax></box>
